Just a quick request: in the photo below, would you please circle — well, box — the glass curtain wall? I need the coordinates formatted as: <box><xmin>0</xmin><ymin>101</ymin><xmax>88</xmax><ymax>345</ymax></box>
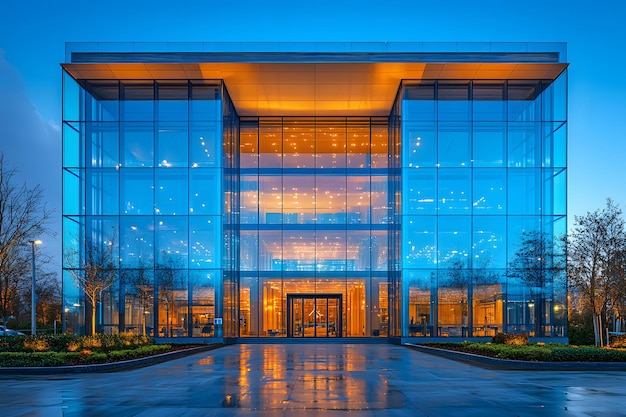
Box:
<box><xmin>239</xmin><ymin>117</ymin><xmax>390</xmax><ymax>337</ymax></box>
<box><xmin>392</xmin><ymin>75</ymin><xmax>568</xmax><ymax>338</ymax></box>
<box><xmin>62</xmin><ymin>75</ymin><xmax>239</xmax><ymax>337</ymax></box>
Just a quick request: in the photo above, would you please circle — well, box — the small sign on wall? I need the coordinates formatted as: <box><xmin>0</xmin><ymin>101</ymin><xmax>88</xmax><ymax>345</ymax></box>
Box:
<box><xmin>214</xmin><ymin>318</ymin><xmax>223</xmax><ymax>325</ymax></box>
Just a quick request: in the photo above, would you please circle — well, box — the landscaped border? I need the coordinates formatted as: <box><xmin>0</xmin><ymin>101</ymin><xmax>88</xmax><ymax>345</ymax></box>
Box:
<box><xmin>405</xmin><ymin>343</ymin><xmax>626</xmax><ymax>371</ymax></box>
<box><xmin>0</xmin><ymin>343</ymin><xmax>223</xmax><ymax>375</ymax></box>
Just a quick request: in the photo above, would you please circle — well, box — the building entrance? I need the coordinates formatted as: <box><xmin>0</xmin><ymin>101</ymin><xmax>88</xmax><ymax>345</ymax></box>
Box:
<box><xmin>287</xmin><ymin>294</ymin><xmax>342</xmax><ymax>338</ymax></box>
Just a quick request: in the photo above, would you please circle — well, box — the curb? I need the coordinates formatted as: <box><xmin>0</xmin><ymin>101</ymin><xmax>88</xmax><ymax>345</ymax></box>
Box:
<box><xmin>0</xmin><ymin>344</ymin><xmax>224</xmax><ymax>375</ymax></box>
<box><xmin>405</xmin><ymin>343</ymin><xmax>626</xmax><ymax>371</ymax></box>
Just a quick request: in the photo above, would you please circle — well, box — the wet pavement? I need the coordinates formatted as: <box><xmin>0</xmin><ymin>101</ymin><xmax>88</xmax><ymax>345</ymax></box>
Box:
<box><xmin>2</xmin><ymin>343</ymin><xmax>626</xmax><ymax>416</ymax></box>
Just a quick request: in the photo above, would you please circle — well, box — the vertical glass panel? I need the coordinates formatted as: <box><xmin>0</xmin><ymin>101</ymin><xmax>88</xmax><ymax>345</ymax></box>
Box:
<box><xmin>371</xmin><ymin>121</ymin><xmax>388</xmax><ymax>169</ymax></box>
<box><xmin>189</xmin><ymin>216</ymin><xmax>221</xmax><ymax>269</ymax></box>
<box><xmin>259</xmin><ymin>175</ymin><xmax>282</xmax><ymax>224</ymax></box>
<box><xmin>508</xmin><ymin>122</ymin><xmax>541</xmax><ymax>168</ymax></box>
<box><xmin>258</xmin><ymin>230</ymin><xmax>282</xmax><ymax>271</ymax></box>
<box><xmin>508</xmin><ymin>81</ymin><xmax>541</xmax><ymax>122</ymax></box>
<box><xmin>155</xmin><ymin>168</ymin><xmax>188</xmax><ymax>215</ymax></box>
<box><xmin>543</xmin><ymin>122</ymin><xmax>567</xmax><ymax>168</ymax></box>
<box><xmin>406</xmin><ymin>270</ymin><xmax>434</xmax><ymax>337</ymax></box>
<box><xmin>438</xmin><ymin>269</ymin><xmax>469</xmax><ymax>336</ymax></box>
<box><xmin>347</xmin><ymin>230</ymin><xmax>370</xmax><ymax>271</ymax></box>
<box><xmin>189</xmin><ymin>270</ymin><xmax>216</xmax><ymax>337</ymax></box>
<box><xmin>438</xmin><ymin>122</ymin><xmax>470</xmax><ymax>167</ymax></box>
<box><xmin>240</xmin><ymin>119</ymin><xmax>259</xmax><ymax>169</ymax></box>
<box><xmin>437</xmin><ymin>215</ymin><xmax>471</xmax><ymax>266</ymax></box>
<box><xmin>403</xmin><ymin>168</ymin><xmax>436</xmax><ymax>215</ymax></box>
<box><xmin>156</xmin><ymin>122</ymin><xmax>188</xmax><ymax>167</ymax></box>
<box><xmin>239</xmin><ymin>275</ymin><xmax>259</xmax><ymax>336</ymax></box>
<box><xmin>189</xmin><ymin>168</ymin><xmax>221</xmax><ymax>215</ymax></box>
<box><xmin>543</xmin><ymin>168</ymin><xmax>566</xmax><ymax>217</ymax></box>
<box><xmin>316</xmin><ymin>175</ymin><xmax>346</xmax><ymax>224</ymax></box>
<box><xmin>472</xmin><ymin>82</ymin><xmax>505</xmax><ymax>122</ymax></box>
<box><xmin>403</xmin><ymin>122</ymin><xmax>436</xmax><ymax>168</ymax></box>
<box><xmin>121</xmin><ymin>81</ymin><xmax>154</xmax><ymax>121</ymax></box>
<box><xmin>121</xmin><ymin>122</ymin><xmax>154</xmax><ymax>168</ymax></box>
<box><xmin>371</xmin><ymin>230</ymin><xmax>388</xmax><ymax>271</ymax></box>
<box><xmin>121</xmin><ymin>267</ymin><xmax>154</xmax><ymax>335</ymax></box>
<box><xmin>120</xmin><ymin>216</ymin><xmax>154</xmax><ymax>268</ymax></box>
<box><xmin>283</xmin><ymin>118</ymin><xmax>314</xmax><ymax>168</ymax></box>
<box><xmin>370</xmin><ymin>176</ymin><xmax>388</xmax><ymax>224</ymax></box>
<box><xmin>316</xmin><ymin>229</ymin><xmax>346</xmax><ymax>271</ymax></box>
<box><xmin>472</xmin><ymin>168</ymin><xmax>506</xmax><ymax>214</ymax></box>
<box><xmin>438</xmin><ymin>168</ymin><xmax>471</xmax><ymax>213</ymax></box>
<box><xmin>87</xmin><ymin>122</ymin><xmax>119</xmax><ymax>168</ymax></box>
<box><xmin>283</xmin><ymin>175</ymin><xmax>315</xmax><ymax>224</ymax></box>
<box><xmin>156</xmin><ymin>216</ymin><xmax>189</xmax><ymax>268</ymax></box>
<box><xmin>63</xmin><ymin>168</ymin><xmax>83</xmax><ymax>215</ymax></box>
<box><xmin>155</xmin><ymin>267</ymin><xmax>188</xmax><ymax>337</ymax></box>
<box><xmin>347</xmin><ymin>120</ymin><xmax>369</xmax><ymax>168</ymax></box>
<box><xmin>190</xmin><ymin>122</ymin><xmax>221</xmax><ymax>167</ymax></box>
<box><xmin>316</xmin><ymin>118</ymin><xmax>346</xmax><ymax>169</ymax></box>
<box><xmin>84</xmin><ymin>80</ymin><xmax>119</xmax><ymax>122</ymax></box>
<box><xmin>259</xmin><ymin>118</ymin><xmax>283</xmax><ymax>168</ymax></box>
<box><xmin>346</xmin><ymin>176</ymin><xmax>370</xmax><ymax>224</ymax></box>
<box><xmin>62</xmin><ymin>216</ymin><xmax>81</xmax><ymax>268</ymax></box>
<box><xmin>63</xmin><ymin>122</ymin><xmax>81</xmax><ymax>168</ymax></box>
<box><xmin>86</xmin><ymin>168</ymin><xmax>119</xmax><ymax>215</ymax></box>
<box><xmin>403</xmin><ymin>215</ymin><xmax>436</xmax><ymax>268</ymax></box>
<box><xmin>240</xmin><ymin>175</ymin><xmax>259</xmax><ymax>224</ymax></box>
<box><xmin>240</xmin><ymin>231</ymin><xmax>259</xmax><ymax>271</ymax></box>
<box><xmin>190</xmin><ymin>82</ymin><xmax>221</xmax><ymax>121</ymax></box>
<box><xmin>402</xmin><ymin>82</ymin><xmax>436</xmax><ymax>121</ymax></box>
<box><xmin>506</xmin><ymin>216</ymin><xmax>542</xmax><ymax>265</ymax></box>
<box><xmin>437</xmin><ymin>82</ymin><xmax>470</xmax><ymax>121</ymax></box>
<box><xmin>156</xmin><ymin>82</ymin><xmax>188</xmax><ymax>121</ymax></box>
<box><xmin>120</xmin><ymin>168</ymin><xmax>154</xmax><ymax>215</ymax></box>
<box><xmin>508</xmin><ymin>168</ymin><xmax>541</xmax><ymax>215</ymax></box>
<box><xmin>472</xmin><ymin>216</ymin><xmax>506</xmax><ymax>268</ymax></box>
<box><xmin>86</xmin><ymin>215</ymin><xmax>120</xmax><ymax>267</ymax></box>
<box><xmin>473</xmin><ymin>122</ymin><xmax>505</xmax><ymax>167</ymax></box>
<box><xmin>63</xmin><ymin>71</ymin><xmax>81</xmax><ymax>122</ymax></box>
<box><xmin>543</xmin><ymin>73</ymin><xmax>567</xmax><ymax>123</ymax></box>
<box><xmin>283</xmin><ymin>230</ymin><xmax>315</xmax><ymax>271</ymax></box>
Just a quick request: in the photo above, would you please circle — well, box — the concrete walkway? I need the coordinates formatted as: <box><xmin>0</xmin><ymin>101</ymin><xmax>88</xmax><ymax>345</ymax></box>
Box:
<box><xmin>2</xmin><ymin>343</ymin><xmax>626</xmax><ymax>416</ymax></box>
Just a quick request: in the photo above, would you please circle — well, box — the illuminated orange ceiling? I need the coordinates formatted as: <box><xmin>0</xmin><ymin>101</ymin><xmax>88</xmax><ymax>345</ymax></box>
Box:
<box><xmin>62</xmin><ymin>62</ymin><xmax>567</xmax><ymax>117</ymax></box>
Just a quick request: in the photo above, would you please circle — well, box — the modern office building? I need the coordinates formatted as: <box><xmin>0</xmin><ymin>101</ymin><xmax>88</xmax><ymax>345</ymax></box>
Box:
<box><xmin>62</xmin><ymin>42</ymin><xmax>568</xmax><ymax>342</ymax></box>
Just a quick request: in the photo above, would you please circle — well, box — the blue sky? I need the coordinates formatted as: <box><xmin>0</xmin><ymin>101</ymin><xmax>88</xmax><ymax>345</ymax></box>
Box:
<box><xmin>1</xmin><ymin>0</ymin><xmax>625</xmax><ymax>268</ymax></box>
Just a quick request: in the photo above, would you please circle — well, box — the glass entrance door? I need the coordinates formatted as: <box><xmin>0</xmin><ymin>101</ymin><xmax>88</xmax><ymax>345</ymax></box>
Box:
<box><xmin>287</xmin><ymin>294</ymin><xmax>342</xmax><ymax>337</ymax></box>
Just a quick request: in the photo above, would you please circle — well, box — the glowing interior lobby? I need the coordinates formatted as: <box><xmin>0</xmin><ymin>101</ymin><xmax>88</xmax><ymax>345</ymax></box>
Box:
<box><xmin>61</xmin><ymin>42</ymin><xmax>568</xmax><ymax>342</ymax></box>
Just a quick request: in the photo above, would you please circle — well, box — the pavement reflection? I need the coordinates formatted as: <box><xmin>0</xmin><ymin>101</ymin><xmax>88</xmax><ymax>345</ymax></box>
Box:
<box><xmin>2</xmin><ymin>343</ymin><xmax>626</xmax><ymax>416</ymax></box>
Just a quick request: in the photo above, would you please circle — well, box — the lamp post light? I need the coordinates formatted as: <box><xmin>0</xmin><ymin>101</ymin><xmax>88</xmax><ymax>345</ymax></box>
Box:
<box><xmin>29</xmin><ymin>240</ymin><xmax>42</xmax><ymax>335</ymax></box>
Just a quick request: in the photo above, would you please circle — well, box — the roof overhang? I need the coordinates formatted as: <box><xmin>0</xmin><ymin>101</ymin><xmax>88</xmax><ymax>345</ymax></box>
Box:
<box><xmin>62</xmin><ymin>52</ymin><xmax>568</xmax><ymax>117</ymax></box>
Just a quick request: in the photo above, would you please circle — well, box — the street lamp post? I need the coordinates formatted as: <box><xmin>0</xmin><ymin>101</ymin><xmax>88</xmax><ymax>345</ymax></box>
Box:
<box><xmin>29</xmin><ymin>240</ymin><xmax>42</xmax><ymax>335</ymax></box>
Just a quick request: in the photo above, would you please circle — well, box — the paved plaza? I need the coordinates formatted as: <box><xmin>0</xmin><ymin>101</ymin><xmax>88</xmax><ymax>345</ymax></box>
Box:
<box><xmin>2</xmin><ymin>343</ymin><xmax>626</xmax><ymax>416</ymax></box>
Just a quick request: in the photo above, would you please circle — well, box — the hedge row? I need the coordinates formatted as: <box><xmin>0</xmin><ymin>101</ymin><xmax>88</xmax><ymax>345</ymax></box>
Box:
<box><xmin>424</xmin><ymin>342</ymin><xmax>626</xmax><ymax>362</ymax></box>
<box><xmin>0</xmin><ymin>333</ymin><xmax>155</xmax><ymax>353</ymax></box>
<box><xmin>0</xmin><ymin>344</ymin><xmax>172</xmax><ymax>367</ymax></box>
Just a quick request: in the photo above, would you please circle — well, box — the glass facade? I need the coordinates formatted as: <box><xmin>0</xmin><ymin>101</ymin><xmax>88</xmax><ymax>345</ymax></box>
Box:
<box><xmin>62</xmin><ymin>44</ymin><xmax>567</xmax><ymax>341</ymax></box>
<box><xmin>390</xmin><ymin>79</ymin><xmax>568</xmax><ymax>338</ymax></box>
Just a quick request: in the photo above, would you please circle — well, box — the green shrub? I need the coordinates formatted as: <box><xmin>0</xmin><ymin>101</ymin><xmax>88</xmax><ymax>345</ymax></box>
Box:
<box><xmin>568</xmin><ymin>324</ymin><xmax>595</xmax><ymax>346</ymax></box>
<box><xmin>492</xmin><ymin>333</ymin><xmax>529</xmax><ymax>346</ymax></box>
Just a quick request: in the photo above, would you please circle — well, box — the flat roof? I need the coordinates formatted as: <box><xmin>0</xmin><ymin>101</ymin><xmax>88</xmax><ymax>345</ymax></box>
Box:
<box><xmin>63</xmin><ymin>42</ymin><xmax>568</xmax><ymax>117</ymax></box>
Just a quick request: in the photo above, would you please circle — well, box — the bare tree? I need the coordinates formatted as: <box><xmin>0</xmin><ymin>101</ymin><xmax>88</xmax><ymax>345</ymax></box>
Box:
<box><xmin>567</xmin><ymin>199</ymin><xmax>626</xmax><ymax>346</ymax></box>
<box><xmin>67</xmin><ymin>235</ymin><xmax>117</xmax><ymax>335</ymax></box>
<box><xmin>508</xmin><ymin>230</ymin><xmax>564</xmax><ymax>338</ymax></box>
<box><xmin>0</xmin><ymin>154</ymin><xmax>53</xmax><ymax>325</ymax></box>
